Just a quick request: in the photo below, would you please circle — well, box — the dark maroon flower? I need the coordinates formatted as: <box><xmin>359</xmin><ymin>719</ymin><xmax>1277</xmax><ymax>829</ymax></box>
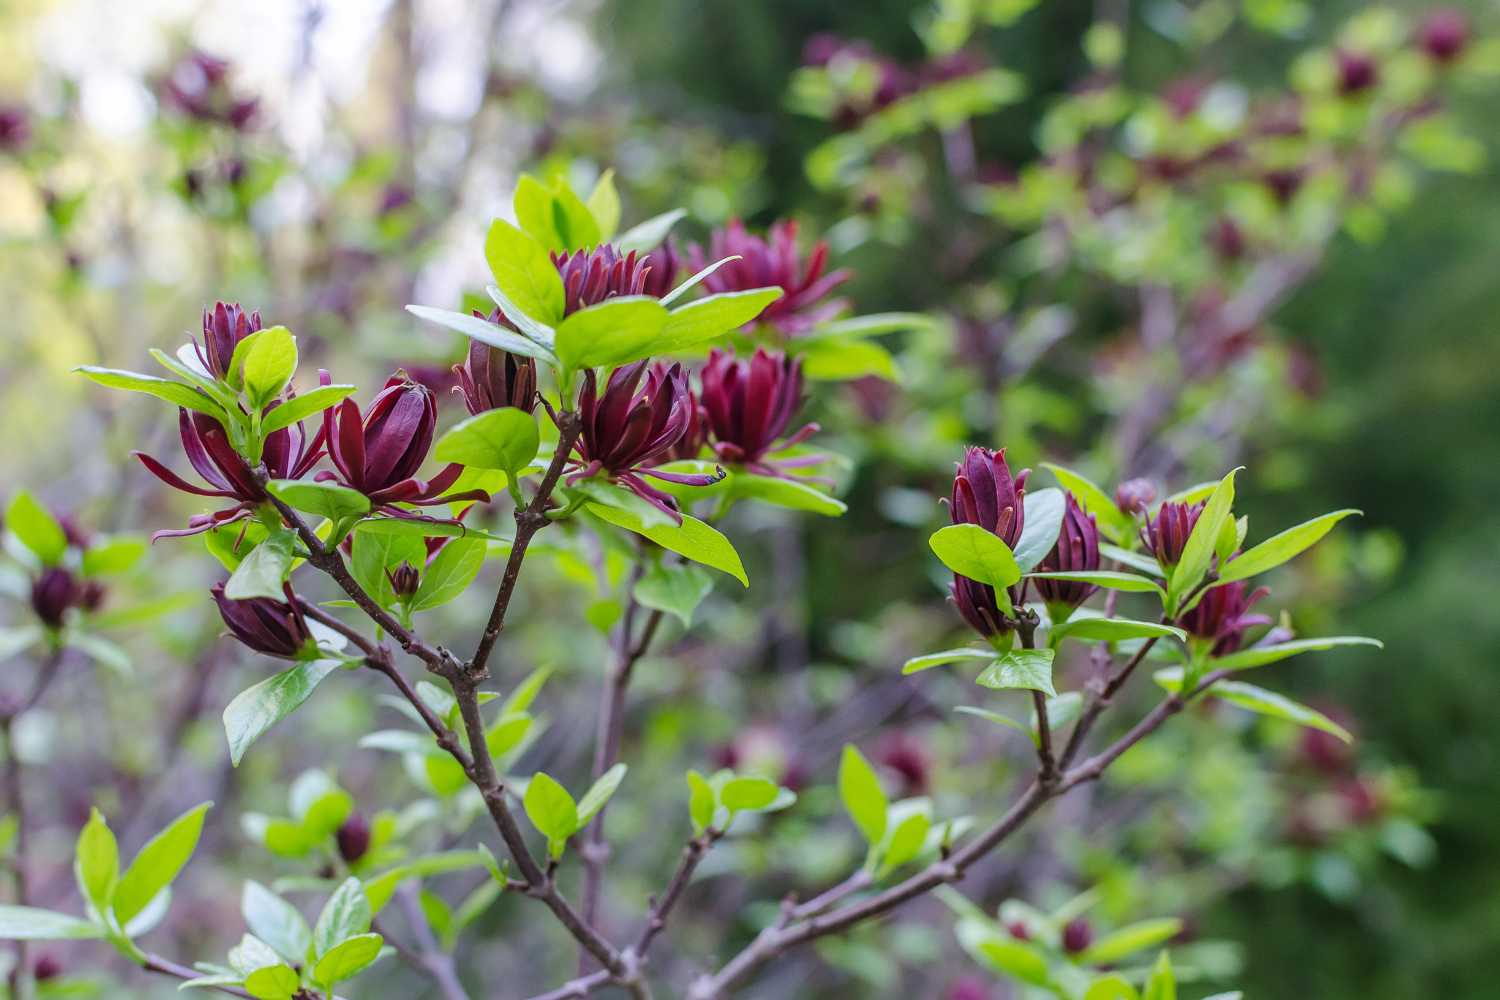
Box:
<box><xmin>136</xmin><ymin>401</ymin><xmax>326</xmax><ymax>540</ymax></box>
<box><xmin>453</xmin><ymin>321</ymin><xmax>538</xmax><ymax>415</ymax></box>
<box><xmin>1141</xmin><ymin>500</ymin><xmax>1204</xmax><ymax>568</ymax></box>
<box><xmin>1335</xmin><ymin>50</ymin><xmax>1379</xmax><ymax>96</ymax></box>
<box><xmin>1033</xmin><ymin>493</ymin><xmax>1100</xmax><ymax>613</ymax></box>
<box><xmin>336</xmin><ymin>814</ymin><xmax>372</xmax><ymax>863</ymax></box>
<box><xmin>699</xmin><ymin>348</ymin><xmax>819</xmax><ymax>473</ymax></box>
<box><xmin>1062</xmin><ymin>918</ymin><xmax>1094</xmax><ymax>954</ymax></box>
<box><xmin>1178</xmin><ymin>580</ymin><xmax>1270</xmax><ymax>655</ymax></box>
<box><xmin>195</xmin><ymin>301</ymin><xmax>262</xmax><ymax>381</ymax></box>
<box><xmin>639</xmin><ymin>244</ymin><xmax>681</xmax><ymax>299</ymax></box>
<box><xmin>0</xmin><ymin>104</ymin><xmax>30</xmax><ymax>153</ymax></box>
<box><xmin>950</xmin><ymin>447</ymin><xmax>1028</xmax><ymax>547</ymax></box>
<box><xmin>210</xmin><ymin>583</ymin><xmax>314</xmax><ymax>660</ymax></box>
<box><xmin>31</xmin><ymin>568</ymin><xmax>80</xmax><ymax>628</ymax></box>
<box><xmin>386</xmin><ymin>562</ymin><xmax>420</xmax><ymax>601</ymax></box>
<box><xmin>1417</xmin><ymin>9</ymin><xmax>1469</xmax><ymax>63</ymax></box>
<box><xmin>686</xmin><ymin>220</ymin><xmax>851</xmax><ymax>335</ymax></box>
<box><xmin>320</xmin><ymin>375</ymin><xmax>488</xmax><ymax>512</ymax></box>
<box><xmin>551</xmin><ymin>246</ymin><xmax>652</xmax><ymax>316</ymax></box>
<box><xmin>571</xmin><ymin>362</ymin><xmax>722</xmax><ymax>521</ymax></box>
<box><xmin>874</xmin><ymin>731</ymin><xmax>932</xmax><ymax>796</ymax></box>
<box><xmin>1114</xmin><ymin>478</ymin><xmax>1156</xmax><ymax>516</ymax></box>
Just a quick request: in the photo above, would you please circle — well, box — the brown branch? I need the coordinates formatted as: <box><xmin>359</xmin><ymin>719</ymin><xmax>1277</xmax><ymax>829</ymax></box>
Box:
<box><xmin>142</xmin><ymin>953</ymin><xmax>254</xmax><ymax>997</ymax></box>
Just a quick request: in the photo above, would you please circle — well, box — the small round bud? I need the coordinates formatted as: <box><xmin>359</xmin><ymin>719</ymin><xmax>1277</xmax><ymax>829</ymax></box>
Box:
<box><xmin>1062</xmin><ymin>918</ymin><xmax>1094</xmax><ymax>954</ymax></box>
<box><xmin>1417</xmin><ymin>9</ymin><xmax>1469</xmax><ymax>64</ymax></box>
<box><xmin>336</xmin><ymin>815</ymin><xmax>371</xmax><ymax>864</ymax></box>
<box><xmin>1335</xmin><ymin>50</ymin><xmax>1379</xmax><ymax>96</ymax></box>
<box><xmin>387</xmin><ymin>562</ymin><xmax>421</xmax><ymax>601</ymax></box>
<box><xmin>30</xmin><ymin>568</ymin><xmax>80</xmax><ymax>629</ymax></box>
<box><xmin>33</xmin><ymin>954</ymin><xmax>62</xmax><ymax>981</ymax></box>
<box><xmin>1114</xmin><ymin>478</ymin><xmax>1156</xmax><ymax>516</ymax></box>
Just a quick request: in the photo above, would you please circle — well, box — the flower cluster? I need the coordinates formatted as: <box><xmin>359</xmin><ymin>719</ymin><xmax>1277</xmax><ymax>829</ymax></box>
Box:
<box><xmin>686</xmin><ymin>220</ymin><xmax>850</xmax><ymax>335</ymax></box>
<box><xmin>947</xmin><ymin>447</ymin><xmax>1028</xmax><ymax>639</ymax></box>
<box><xmin>158</xmin><ymin>51</ymin><xmax>258</xmax><ymax>129</ymax></box>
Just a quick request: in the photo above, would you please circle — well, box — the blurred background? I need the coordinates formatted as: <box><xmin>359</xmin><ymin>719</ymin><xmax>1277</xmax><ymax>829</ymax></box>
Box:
<box><xmin>2</xmin><ymin>0</ymin><xmax>1498</xmax><ymax>996</ymax></box>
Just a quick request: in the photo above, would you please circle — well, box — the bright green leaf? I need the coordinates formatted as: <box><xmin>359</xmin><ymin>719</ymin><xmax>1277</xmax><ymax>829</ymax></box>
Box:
<box><xmin>728</xmin><ymin>474</ymin><xmax>845</xmax><ymax>517</ymax></box>
<box><xmin>522</xmin><ymin>773</ymin><xmax>579</xmax><ymax>844</ymax></box>
<box><xmin>616</xmin><ymin>208</ymin><xmax>686</xmax><ymax>253</ymax></box>
<box><xmin>1077</xmin><ymin>918</ymin><xmax>1184</xmax><ymax>965</ymax></box>
<box><xmin>224</xmin><ymin>530</ymin><xmax>297</xmax><ymax>602</ymax></box>
<box><xmin>410</xmin><ymin>538</ymin><xmax>486</xmax><ymax>612</ymax></box>
<box><xmin>74</xmin><ymin>808</ymin><xmax>118</xmax><ymax>914</ymax></box>
<box><xmin>112</xmin><ymin>802</ymin><xmax>211</xmax><ymax>926</ymax></box>
<box><xmin>75</xmin><ymin>366</ymin><xmax>225</xmax><ymax>420</ymax></box>
<box><xmin>5</xmin><ymin>492</ymin><xmax>68</xmax><ymax>565</ymax></box>
<box><xmin>1011</xmin><ymin>488</ymin><xmax>1065</xmax><ymax>572</ymax></box>
<box><xmin>656</xmin><ymin>289</ymin><xmax>783</xmax><ymax>351</ymax></box>
<box><xmin>312</xmin><ymin>932</ymin><xmax>384</xmax><ymax>985</ymax></box>
<box><xmin>1051</xmin><ymin>618</ymin><xmax>1185</xmax><ymax>645</ymax></box>
<box><xmin>633</xmin><ymin>561</ymin><xmax>713</xmax><ymax>627</ymax></box>
<box><xmin>586</xmin><ymin>505</ymin><xmax>747</xmax><ymax>585</ymax></box>
<box><xmin>434</xmin><ymin>407</ymin><xmax>540</xmax><ymax>475</ymax></box>
<box><xmin>576</xmin><ymin>763</ymin><xmax>627</xmax><ymax>827</ymax></box>
<box><xmin>223</xmin><ymin>659</ymin><xmax>342</xmax><ymax>766</ymax></box>
<box><xmin>1167</xmin><ymin>469</ymin><xmax>1237</xmax><ymax>609</ymax></box>
<box><xmin>241</xmin><ymin>327</ymin><xmax>298</xmax><ymax>410</ymax></box>
<box><xmin>484</xmin><ymin>219</ymin><xmax>566</xmax><ymax>326</ymax></box>
<box><xmin>1208</xmin><ymin>635</ymin><xmax>1383</xmax><ymax>672</ymax></box>
<box><xmin>720</xmin><ymin>776</ymin><xmax>780</xmax><ymax>812</ymax></box>
<box><xmin>405</xmin><ymin>304</ymin><xmax>556</xmax><ymax>363</ymax></box>
<box><xmin>838</xmin><ymin>745</ymin><xmax>888</xmax><ymax>845</ymax></box>
<box><xmin>0</xmin><ymin>906</ymin><xmax>103</xmax><ymax>940</ymax></box>
<box><xmin>902</xmin><ymin>648</ymin><xmax>995</xmax><ymax>675</ymax></box>
<box><xmin>976</xmin><ymin>648</ymin><xmax>1057</xmax><ymax>697</ymax></box>
<box><xmin>262</xmin><ymin>385</ymin><xmax>356</xmax><ymax>435</ymax></box>
<box><xmin>929</xmin><ymin>524</ymin><xmax>1022</xmax><ymax>591</ymax></box>
<box><xmin>312</xmin><ymin>878</ymin><xmax>372</xmax><ymax>958</ymax></box>
<box><xmin>553</xmin><ymin>296</ymin><xmax>669</xmax><ymax>370</ymax></box>
<box><xmin>1217</xmin><ymin>509</ymin><xmax>1361</xmax><ymax>584</ymax></box>
<box><xmin>266</xmin><ymin>480</ymin><xmax>369</xmax><ymax>522</ymax></box>
<box><xmin>242</xmin><ymin>881</ymin><xmax>312</xmax><ymax>965</ymax></box>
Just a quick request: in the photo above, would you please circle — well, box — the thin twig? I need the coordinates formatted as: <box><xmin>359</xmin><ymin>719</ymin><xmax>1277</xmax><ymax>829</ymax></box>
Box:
<box><xmin>142</xmin><ymin>953</ymin><xmax>254</xmax><ymax>997</ymax></box>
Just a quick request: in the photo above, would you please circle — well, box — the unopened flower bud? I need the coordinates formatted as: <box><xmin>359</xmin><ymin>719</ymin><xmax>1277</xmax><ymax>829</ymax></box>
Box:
<box><xmin>196</xmin><ymin>301</ymin><xmax>262</xmax><ymax>381</ymax></box>
<box><xmin>32</xmin><ymin>954</ymin><xmax>62</xmax><ymax>982</ymax></box>
<box><xmin>1140</xmin><ymin>500</ymin><xmax>1204</xmax><ymax>567</ymax></box>
<box><xmin>1417</xmin><ymin>9</ymin><xmax>1469</xmax><ymax>63</ymax></box>
<box><xmin>336</xmin><ymin>814</ymin><xmax>371</xmax><ymax>863</ymax></box>
<box><xmin>210</xmin><ymin>583</ymin><xmax>314</xmax><ymax>660</ymax></box>
<box><xmin>1062</xmin><ymin>918</ymin><xmax>1094</xmax><ymax>954</ymax></box>
<box><xmin>387</xmin><ymin>562</ymin><xmax>420</xmax><ymax>601</ymax></box>
<box><xmin>1335</xmin><ymin>50</ymin><xmax>1379</xmax><ymax>96</ymax></box>
<box><xmin>1033</xmin><ymin>493</ymin><xmax>1101</xmax><ymax>614</ymax></box>
<box><xmin>1114</xmin><ymin>478</ymin><xmax>1156</xmax><ymax>516</ymax></box>
<box><xmin>30</xmin><ymin>568</ymin><xmax>80</xmax><ymax>629</ymax></box>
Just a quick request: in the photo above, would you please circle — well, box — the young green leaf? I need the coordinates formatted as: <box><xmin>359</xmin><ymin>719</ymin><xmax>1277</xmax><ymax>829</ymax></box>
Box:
<box><xmin>1084</xmin><ymin>975</ymin><xmax>1141</xmax><ymax>1000</ymax></box>
<box><xmin>243</xmin><ymin>963</ymin><xmax>301</xmax><ymax>999</ymax></box>
<box><xmin>241</xmin><ymin>327</ymin><xmax>298</xmax><ymax>410</ymax></box>
<box><xmin>1208</xmin><ymin>635</ymin><xmax>1382</xmax><ymax>672</ymax></box>
<box><xmin>1216</xmin><ymin>509</ymin><xmax>1361</xmax><ymax>584</ymax></box>
<box><xmin>727</xmin><ymin>473</ymin><xmax>846</xmax><ymax>517</ymax></box>
<box><xmin>523</xmin><ymin>773</ymin><xmax>579</xmax><ymax>848</ymax></box>
<box><xmin>242</xmin><ymin>881</ymin><xmax>313</xmax><ymax>965</ymax></box>
<box><xmin>313</xmin><ymin>878</ymin><xmax>372</xmax><ymax>958</ymax></box>
<box><xmin>266</xmin><ymin>480</ymin><xmax>370</xmax><ymax>522</ymax></box>
<box><xmin>1025</xmin><ymin>570</ymin><xmax>1164</xmax><ymax>599</ymax></box>
<box><xmin>586</xmin><ymin>504</ymin><xmax>748</xmax><ymax>586</ymax></box>
<box><xmin>262</xmin><ymin>384</ymin><xmax>356</xmax><ymax>435</ymax></box>
<box><xmin>633</xmin><ymin>561</ymin><xmax>714</xmax><ymax>627</ymax></box>
<box><xmin>902</xmin><ymin>648</ymin><xmax>996</xmax><ymax>675</ymax></box>
<box><xmin>660</xmin><ymin>255</ymin><xmax>740</xmax><ymax>307</ymax></box>
<box><xmin>484</xmin><ymin>219</ymin><xmax>566</xmax><ymax>326</ymax></box>
<box><xmin>954</xmin><ymin>705</ymin><xmax>1033</xmax><ymax>741</ymax></box>
<box><xmin>1011</xmin><ymin>488</ymin><xmax>1066</xmax><ymax>572</ymax></box>
<box><xmin>409</xmin><ymin>539</ymin><xmax>486</xmax><ymax>612</ymax></box>
<box><xmin>1154</xmin><ymin>670</ymin><xmax>1353</xmax><ymax>741</ymax></box>
<box><xmin>1099</xmin><ymin>544</ymin><xmax>1164</xmax><ymax>577</ymax></box>
<box><xmin>687</xmin><ymin>771</ymin><xmax>716</xmax><ymax>836</ymax></box>
<box><xmin>570</xmin><ymin>479</ymin><xmax>679</xmax><ymax>530</ymax></box>
<box><xmin>976</xmin><ymin>648</ymin><xmax>1057</xmax><ymax>697</ymax></box>
<box><xmin>1167</xmin><ymin>468</ymin><xmax>1237</xmax><ymax>609</ymax></box>
<box><xmin>929</xmin><ymin>524</ymin><xmax>1022</xmax><ymax>591</ymax></box>
<box><xmin>74</xmin><ymin>366</ymin><xmax>225</xmax><ymax>420</ymax></box>
<box><xmin>312</xmin><ymin>932</ymin><xmax>384</xmax><ymax>986</ymax></box>
<box><xmin>0</xmin><ymin>906</ymin><xmax>104</xmax><ymax>941</ymax></box>
<box><xmin>1143</xmin><ymin>951</ymin><xmax>1176</xmax><ymax>1000</ymax></box>
<box><xmin>74</xmin><ymin>808</ymin><xmax>118</xmax><ymax>914</ymax></box>
<box><xmin>405</xmin><ymin>304</ymin><xmax>557</xmax><ymax>363</ymax></box>
<box><xmin>586</xmin><ymin>169</ymin><xmax>620</xmax><ymax>240</ymax></box>
<box><xmin>1051</xmin><ymin>618</ymin><xmax>1185</xmax><ymax>645</ymax></box>
<box><xmin>5</xmin><ymin>491</ymin><xmax>68</xmax><ymax>566</ymax></box>
<box><xmin>224</xmin><ymin>530</ymin><xmax>297</xmax><ymax>601</ymax></box>
<box><xmin>553</xmin><ymin>296</ymin><xmax>670</xmax><ymax>371</ymax></box>
<box><xmin>576</xmin><ymin>763</ymin><xmax>628</xmax><ymax>827</ymax></box>
<box><xmin>434</xmin><ymin>407</ymin><xmax>540</xmax><ymax>476</ymax></box>
<box><xmin>656</xmin><ymin>289</ymin><xmax>784</xmax><ymax>351</ymax></box>
<box><xmin>796</xmin><ymin>337</ymin><xmax>900</xmax><ymax>381</ymax></box>
<box><xmin>1076</xmin><ymin>918</ymin><xmax>1184</xmax><ymax>965</ymax></box>
<box><xmin>881</xmin><ymin>809</ymin><xmax>932</xmax><ymax>872</ymax></box>
<box><xmin>222</xmin><ymin>659</ymin><xmax>342</xmax><ymax>766</ymax></box>
<box><xmin>79</xmin><ymin>535</ymin><xmax>148</xmax><ymax>576</ymax></box>
<box><xmin>112</xmin><ymin>801</ymin><xmax>212</xmax><ymax>926</ymax></box>
<box><xmin>720</xmin><ymin>776</ymin><xmax>780</xmax><ymax>812</ymax></box>
<box><xmin>838</xmin><ymin>745</ymin><xmax>888</xmax><ymax>845</ymax></box>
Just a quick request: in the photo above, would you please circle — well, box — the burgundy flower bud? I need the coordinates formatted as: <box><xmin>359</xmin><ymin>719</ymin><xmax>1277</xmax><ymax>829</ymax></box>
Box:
<box><xmin>77</xmin><ymin>579</ymin><xmax>107</xmax><ymax>613</ymax></box>
<box><xmin>572</xmin><ymin>362</ymin><xmax>721</xmax><ymax>521</ymax></box>
<box><xmin>1141</xmin><ymin>500</ymin><xmax>1204</xmax><ymax>567</ymax></box>
<box><xmin>1417</xmin><ymin>9</ymin><xmax>1469</xmax><ymax>63</ymax></box>
<box><xmin>1033</xmin><ymin>493</ymin><xmax>1101</xmax><ymax>612</ymax></box>
<box><xmin>699</xmin><ymin>349</ymin><xmax>818</xmax><ymax>468</ymax></box>
<box><xmin>1114</xmin><ymin>478</ymin><xmax>1156</xmax><ymax>516</ymax></box>
<box><xmin>1298</xmin><ymin>722</ymin><xmax>1354</xmax><ymax>775</ymax></box>
<box><xmin>951</xmin><ymin>575</ymin><xmax>1012</xmax><ymax>640</ymax></box>
<box><xmin>551</xmin><ymin>246</ymin><xmax>652</xmax><ymax>316</ymax></box>
<box><xmin>210</xmin><ymin>583</ymin><xmax>314</xmax><ymax>660</ymax></box>
<box><xmin>1062</xmin><ymin>918</ymin><xmax>1094</xmax><ymax>954</ymax></box>
<box><xmin>196</xmin><ymin>301</ymin><xmax>262</xmax><ymax>381</ymax></box>
<box><xmin>1178</xmin><ymin>580</ymin><xmax>1270</xmax><ymax>655</ymax></box>
<box><xmin>1005</xmin><ymin>920</ymin><xmax>1031</xmax><ymax>941</ymax></box>
<box><xmin>378</xmin><ymin>183</ymin><xmax>414</xmax><ymax>216</ymax></box>
<box><xmin>686</xmin><ymin>220</ymin><xmax>852</xmax><ymax>336</ymax></box>
<box><xmin>639</xmin><ymin>244</ymin><xmax>681</xmax><ymax>299</ymax></box>
<box><xmin>453</xmin><ymin>322</ymin><xmax>538</xmax><ymax>415</ymax></box>
<box><xmin>950</xmin><ymin>447</ymin><xmax>1028</xmax><ymax>548</ymax></box>
<box><xmin>874</xmin><ymin>731</ymin><xmax>932</xmax><ymax>796</ymax></box>
<box><xmin>1338</xmin><ymin>777</ymin><xmax>1383</xmax><ymax>825</ymax></box>
<box><xmin>336</xmin><ymin>814</ymin><xmax>372</xmax><ymax>863</ymax></box>
<box><xmin>32</xmin><ymin>954</ymin><xmax>62</xmax><ymax>982</ymax></box>
<box><xmin>1210</xmin><ymin>215</ymin><xmax>1246</xmax><ymax>262</ymax></box>
<box><xmin>386</xmin><ymin>562</ymin><xmax>420</xmax><ymax>601</ymax></box>
<box><xmin>321</xmin><ymin>375</ymin><xmax>486</xmax><ymax>511</ymax></box>
<box><xmin>1263</xmin><ymin>167</ymin><xmax>1304</xmax><ymax>206</ymax></box>
<box><xmin>0</xmin><ymin>105</ymin><xmax>31</xmax><ymax>153</ymax></box>
<box><xmin>30</xmin><ymin>568</ymin><xmax>80</xmax><ymax>628</ymax></box>
<box><xmin>1335</xmin><ymin>50</ymin><xmax>1379</xmax><ymax>96</ymax></box>
<box><xmin>136</xmin><ymin>401</ymin><xmax>325</xmax><ymax>540</ymax></box>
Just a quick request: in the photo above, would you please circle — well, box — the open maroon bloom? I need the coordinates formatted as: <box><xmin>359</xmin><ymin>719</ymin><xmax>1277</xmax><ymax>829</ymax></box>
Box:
<box><xmin>1141</xmin><ymin>500</ymin><xmax>1205</xmax><ymax>568</ymax></box>
<box><xmin>195</xmin><ymin>301</ymin><xmax>262</xmax><ymax>381</ymax></box>
<box><xmin>136</xmin><ymin>401</ymin><xmax>326</xmax><ymax>540</ymax></box>
<box><xmin>551</xmin><ymin>246</ymin><xmax>654</xmax><ymax>316</ymax></box>
<box><xmin>572</xmin><ymin>361</ymin><xmax>722</xmax><ymax>521</ymax></box>
<box><xmin>1033</xmin><ymin>493</ymin><xmax>1101</xmax><ymax>612</ymax></box>
<box><xmin>210</xmin><ymin>582</ymin><xmax>314</xmax><ymax>660</ymax></box>
<box><xmin>699</xmin><ymin>348</ymin><xmax>820</xmax><ymax>474</ymax></box>
<box><xmin>321</xmin><ymin>375</ymin><xmax>488</xmax><ymax>512</ymax></box>
<box><xmin>1179</xmin><ymin>580</ymin><xmax>1270</xmax><ymax>656</ymax></box>
<box><xmin>947</xmin><ymin>447</ymin><xmax>1029</xmax><ymax>639</ymax></box>
<box><xmin>686</xmin><ymin>219</ymin><xmax>851</xmax><ymax>335</ymax></box>
<box><xmin>454</xmin><ymin>318</ymin><xmax>538</xmax><ymax>415</ymax></box>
